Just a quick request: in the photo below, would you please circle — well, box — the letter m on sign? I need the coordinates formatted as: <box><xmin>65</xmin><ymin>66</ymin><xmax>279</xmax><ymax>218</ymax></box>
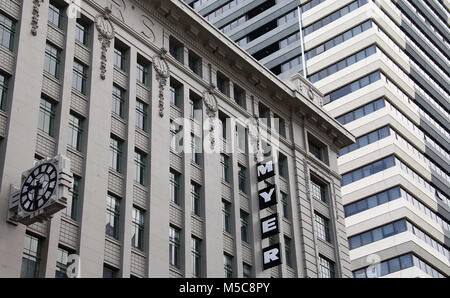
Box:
<box><xmin>256</xmin><ymin>159</ymin><xmax>275</xmax><ymax>182</ymax></box>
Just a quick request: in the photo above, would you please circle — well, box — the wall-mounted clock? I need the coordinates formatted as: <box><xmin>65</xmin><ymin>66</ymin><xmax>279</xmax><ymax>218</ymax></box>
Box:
<box><xmin>19</xmin><ymin>163</ymin><xmax>58</xmax><ymax>212</ymax></box>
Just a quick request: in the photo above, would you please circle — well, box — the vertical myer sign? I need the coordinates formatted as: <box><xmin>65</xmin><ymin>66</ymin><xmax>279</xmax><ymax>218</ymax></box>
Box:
<box><xmin>256</xmin><ymin>159</ymin><xmax>282</xmax><ymax>270</ymax></box>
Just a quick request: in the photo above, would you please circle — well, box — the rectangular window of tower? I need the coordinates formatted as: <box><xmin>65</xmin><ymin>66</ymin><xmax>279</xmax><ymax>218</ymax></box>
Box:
<box><xmin>103</xmin><ymin>264</ymin><xmax>118</xmax><ymax>278</ymax></box>
<box><xmin>273</xmin><ymin>113</ymin><xmax>286</xmax><ymax>138</ymax></box>
<box><xmin>106</xmin><ymin>194</ymin><xmax>120</xmax><ymax>240</ymax></box>
<box><xmin>20</xmin><ymin>234</ymin><xmax>42</xmax><ymax>278</ymax></box>
<box><xmin>189</xmin><ymin>91</ymin><xmax>202</xmax><ymax>121</ymax></box>
<box><xmin>135</xmin><ymin>100</ymin><xmax>148</xmax><ymax>132</ymax></box>
<box><xmin>191</xmin><ymin>182</ymin><xmax>201</xmax><ymax>216</ymax></box>
<box><xmin>170</xmin><ymin>78</ymin><xmax>183</xmax><ymax>108</ymax></box>
<box><xmin>48</xmin><ymin>1</ymin><xmax>64</xmax><ymax>29</ymax></box>
<box><xmin>191</xmin><ymin>236</ymin><xmax>202</xmax><ymax>278</ymax></box>
<box><xmin>233</xmin><ymin>84</ymin><xmax>246</xmax><ymax>109</ymax></box>
<box><xmin>136</xmin><ymin>60</ymin><xmax>149</xmax><ymax>86</ymax></box>
<box><xmin>55</xmin><ymin>247</ymin><xmax>73</xmax><ymax>278</ymax></box>
<box><xmin>240</xmin><ymin>210</ymin><xmax>249</xmax><ymax>243</ymax></box>
<box><xmin>238</xmin><ymin>165</ymin><xmax>247</xmax><ymax>194</ymax></box>
<box><xmin>311</xmin><ymin>177</ymin><xmax>327</xmax><ymax>203</ymax></box>
<box><xmin>169</xmin><ymin>226</ymin><xmax>181</xmax><ymax>269</ymax></box>
<box><xmin>319</xmin><ymin>255</ymin><xmax>335</xmax><ymax>278</ymax></box>
<box><xmin>222</xmin><ymin>200</ymin><xmax>232</xmax><ymax>233</ymax></box>
<box><xmin>38</xmin><ymin>97</ymin><xmax>56</xmax><ymax>137</ymax></box>
<box><xmin>169</xmin><ymin>36</ymin><xmax>184</xmax><ymax>63</ymax></box>
<box><xmin>220</xmin><ymin>154</ymin><xmax>230</xmax><ymax>183</ymax></box>
<box><xmin>190</xmin><ymin>134</ymin><xmax>201</xmax><ymax>165</ymax></box>
<box><xmin>170</xmin><ymin>120</ymin><xmax>182</xmax><ymax>152</ymax></box>
<box><xmin>44</xmin><ymin>43</ymin><xmax>61</xmax><ymax>79</ymax></box>
<box><xmin>72</xmin><ymin>60</ymin><xmax>88</xmax><ymax>95</ymax></box>
<box><xmin>285</xmin><ymin>236</ymin><xmax>292</xmax><ymax>267</ymax></box>
<box><xmin>188</xmin><ymin>50</ymin><xmax>202</xmax><ymax>77</ymax></box>
<box><xmin>0</xmin><ymin>12</ymin><xmax>15</xmax><ymax>51</ymax></box>
<box><xmin>243</xmin><ymin>263</ymin><xmax>252</xmax><ymax>278</ymax></box>
<box><xmin>278</xmin><ymin>153</ymin><xmax>288</xmax><ymax>178</ymax></box>
<box><xmin>217</xmin><ymin>72</ymin><xmax>230</xmax><ymax>97</ymax></box>
<box><xmin>281</xmin><ymin>192</ymin><xmax>289</xmax><ymax>219</ymax></box>
<box><xmin>0</xmin><ymin>73</ymin><xmax>8</xmax><ymax>111</ymax></box>
<box><xmin>109</xmin><ymin>136</ymin><xmax>123</xmax><ymax>173</ymax></box>
<box><xmin>114</xmin><ymin>44</ymin><xmax>126</xmax><ymax>71</ymax></box>
<box><xmin>64</xmin><ymin>176</ymin><xmax>80</xmax><ymax>221</ymax></box>
<box><xmin>224</xmin><ymin>254</ymin><xmax>233</xmax><ymax>278</ymax></box>
<box><xmin>112</xmin><ymin>85</ymin><xmax>126</xmax><ymax>118</ymax></box>
<box><xmin>131</xmin><ymin>207</ymin><xmax>145</xmax><ymax>251</ymax></box>
<box><xmin>75</xmin><ymin>19</ymin><xmax>89</xmax><ymax>46</ymax></box>
<box><xmin>315</xmin><ymin>213</ymin><xmax>331</xmax><ymax>243</ymax></box>
<box><xmin>134</xmin><ymin>150</ymin><xmax>146</xmax><ymax>186</ymax></box>
<box><xmin>170</xmin><ymin>169</ymin><xmax>181</xmax><ymax>205</ymax></box>
<box><xmin>258</xmin><ymin>103</ymin><xmax>271</xmax><ymax>128</ymax></box>
<box><xmin>308</xmin><ymin>134</ymin><xmax>328</xmax><ymax>164</ymax></box>
<box><xmin>218</xmin><ymin>111</ymin><xmax>228</xmax><ymax>139</ymax></box>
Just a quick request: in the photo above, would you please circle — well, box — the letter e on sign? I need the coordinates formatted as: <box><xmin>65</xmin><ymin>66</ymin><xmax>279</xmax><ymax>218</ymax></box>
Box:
<box><xmin>260</xmin><ymin>213</ymin><xmax>279</xmax><ymax>239</ymax></box>
<box><xmin>262</xmin><ymin>243</ymin><xmax>282</xmax><ymax>270</ymax></box>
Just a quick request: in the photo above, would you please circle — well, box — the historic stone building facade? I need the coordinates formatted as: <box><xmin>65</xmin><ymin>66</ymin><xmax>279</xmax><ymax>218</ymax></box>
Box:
<box><xmin>0</xmin><ymin>0</ymin><xmax>354</xmax><ymax>278</ymax></box>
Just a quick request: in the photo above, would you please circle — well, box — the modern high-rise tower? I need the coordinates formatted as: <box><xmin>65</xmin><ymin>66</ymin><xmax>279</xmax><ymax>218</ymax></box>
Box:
<box><xmin>188</xmin><ymin>0</ymin><xmax>450</xmax><ymax>278</ymax></box>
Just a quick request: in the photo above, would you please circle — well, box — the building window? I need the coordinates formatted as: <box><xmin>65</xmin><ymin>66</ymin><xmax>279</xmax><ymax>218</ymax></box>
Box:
<box><xmin>311</xmin><ymin>178</ymin><xmax>327</xmax><ymax>203</ymax></box>
<box><xmin>240</xmin><ymin>210</ymin><xmax>249</xmax><ymax>243</ymax></box>
<box><xmin>169</xmin><ymin>36</ymin><xmax>184</xmax><ymax>63</ymax></box>
<box><xmin>134</xmin><ymin>150</ymin><xmax>146</xmax><ymax>186</ymax></box>
<box><xmin>136</xmin><ymin>61</ymin><xmax>149</xmax><ymax>86</ymax></box>
<box><xmin>281</xmin><ymin>192</ymin><xmax>289</xmax><ymax>219</ymax></box>
<box><xmin>222</xmin><ymin>200</ymin><xmax>232</xmax><ymax>233</ymax></box>
<box><xmin>308</xmin><ymin>134</ymin><xmax>328</xmax><ymax>164</ymax></box>
<box><xmin>218</xmin><ymin>111</ymin><xmax>228</xmax><ymax>139</ymax></box>
<box><xmin>169</xmin><ymin>226</ymin><xmax>181</xmax><ymax>269</ymax></box>
<box><xmin>72</xmin><ymin>60</ymin><xmax>87</xmax><ymax>94</ymax></box>
<box><xmin>135</xmin><ymin>100</ymin><xmax>148</xmax><ymax>132</ymax></box>
<box><xmin>0</xmin><ymin>12</ymin><xmax>15</xmax><ymax>51</ymax></box>
<box><xmin>48</xmin><ymin>1</ymin><xmax>63</xmax><ymax>29</ymax></box>
<box><xmin>55</xmin><ymin>247</ymin><xmax>71</xmax><ymax>278</ymax></box>
<box><xmin>258</xmin><ymin>103</ymin><xmax>271</xmax><ymax>128</ymax></box>
<box><xmin>238</xmin><ymin>165</ymin><xmax>247</xmax><ymax>194</ymax></box>
<box><xmin>103</xmin><ymin>265</ymin><xmax>118</xmax><ymax>278</ymax></box>
<box><xmin>109</xmin><ymin>136</ymin><xmax>123</xmax><ymax>173</ymax></box>
<box><xmin>220</xmin><ymin>154</ymin><xmax>230</xmax><ymax>183</ymax></box>
<box><xmin>341</xmin><ymin>155</ymin><xmax>395</xmax><ymax>186</ymax></box>
<box><xmin>106</xmin><ymin>194</ymin><xmax>120</xmax><ymax>239</ymax></box>
<box><xmin>75</xmin><ymin>19</ymin><xmax>89</xmax><ymax>46</ymax></box>
<box><xmin>285</xmin><ymin>236</ymin><xmax>292</xmax><ymax>267</ymax></box>
<box><xmin>191</xmin><ymin>182</ymin><xmax>201</xmax><ymax>216</ymax></box>
<box><xmin>319</xmin><ymin>256</ymin><xmax>335</xmax><ymax>278</ymax></box>
<box><xmin>169</xmin><ymin>78</ymin><xmax>183</xmax><ymax>108</ymax></box>
<box><xmin>336</xmin><ymin>98</ymin><xmax>385</xmax><ymax>125</ymax></box>
<box><xmin>131</xmin><ymin>207</ymin><xmax>145</xmax><ymax>251</ymax></box>
<box><xmin>236</xmin><ymin>124</ymin><xmax>247</xmax><ymax>152</ymax></box>
<box><xmin>191</xmin><ymin>236</ymin><xmax>202</xmax><ymax>278</ymax></box>
<box><xmin>233</xmin><ymin>84</ymin><xmax>246</xmax><ymax>109</ymax></box>
<box><xmin>315</xmin><ymin>213</ymin><xmax>331</xmax><ymax>242</ymax></box>
<box><xmin>68</xmin><ymin>113</ymin><xmax>83</xmax><ymax>151</ymax></box>
<box><xmin>170</xmin><ymin>120</ymin><xmax>182</xmax><ymax>152</ymax></box>
<box><xmin>21</xmin><ymin>234</ymin><xmax>42</xmax><ymax>278</ymax></box>
<box><xmin>170</xmin><ymin>170</ymin><xmax>181</xmax><ymax>205</ymax></box>
<box><xmin>189</xmin><ymin>92</ymin><xmax>202</xmax><ymax>121</ymax></box>
<box><xmin>114</xmin><ymin>46</ymin><xmax>126</xmax><ymax>70</ymax></box>
<box><xmin>243</xmin><ymin>263</ymin><xmax>252</xmax><ymax>278</ymax></box>
<box><xmin>188</xmin><ymin>50</ymin><xmax>202</xmax><ymax>77</ymax></box>
<box><xmin>217</xmin><ymin>72</ymin><xmax>230</xmax><ymax>96</ymax></box>
<box><xmin>190</xmin><ymin>134</ymin><xmax>201</xmax><ymax>165</ymax></box>
<box><xmin>38</xmin><ymin>98</ymin><xmax>56</xmax><ymax>137</ymax></box>
<box><xmin>64</xmin><ymin>176</ymin><xmax>79</xmax><ymax>221</ymax></box>
<box><xmin>224</xmin><ymin>254</ymin><xmax>233</xmax><ymax>278</ymax></box>
<box><xmin>112</xmin><ymin>85</ymin><xmax>125</xmax><ymax>118</ymax></box>
<box><xmin>339</xmin><ymin>126</ymin><xmax>390</xmax><ymax>156</ymax></box>
<box><xmin>278</xmin><ymin>153</ymin><xmax>288</xmax><ymax>178</ymax></box>
<box><xmin>44</xmin><ymin>43</ymin><xmax>61</xmax><ymax>79</ymax></box>
<box><xmin>0</xmin><ymin>73</ymin><xmax>8</xmax><ymax>111</ymax></box>
<box><xmin>273</xmin><ymin>114</ymin><xmax>286</xmax><ymax>138</ymax></box>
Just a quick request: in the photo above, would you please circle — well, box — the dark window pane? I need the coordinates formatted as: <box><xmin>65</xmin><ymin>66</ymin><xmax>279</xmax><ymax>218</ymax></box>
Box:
<box><xmin>372</xmin><ymin>227</ymin><xmax>383</xmax><ymax>241</ymax></box>
<box><xmin>382</xmin><ymin>224</ymin><xmax>395</xmax><ymax>237</ymax></box>
<box><xmin>388</xmin><ymin>258</ymin><xmax>401</xmax><ymax>273</ymax></box>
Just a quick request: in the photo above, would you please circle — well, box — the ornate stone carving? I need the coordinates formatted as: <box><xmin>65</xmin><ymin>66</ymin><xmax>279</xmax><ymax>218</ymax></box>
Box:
<box><xmin>203</xmin><ymin>84</ymin><xmax>218</xmax><ymax>150</ymax></box>
<box><xmin>95</xmin><ymin>7</ymin><xmax>115</xmax><ymax>80</ymax></box>
<box><xmin>31</xmin><ymin>0</ymin><xmax>44</xmax><ymax>36</ymax></box>
<box><xmin>153</xmin><ymin>49</ymin><xmax>170</xmax><ymax>117</ymax></box>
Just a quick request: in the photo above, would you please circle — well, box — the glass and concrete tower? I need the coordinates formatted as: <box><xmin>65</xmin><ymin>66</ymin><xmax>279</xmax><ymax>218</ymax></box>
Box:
<box><xmin>188</xmin><ymin>0</ymin><xmax>450</xmax><ymax>277</ymax></box>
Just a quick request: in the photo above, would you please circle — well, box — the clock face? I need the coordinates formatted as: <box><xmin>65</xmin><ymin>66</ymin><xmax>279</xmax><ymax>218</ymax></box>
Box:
<box><xmin>20</xmin><ymin>163</ymin><xmax>58</xmax><ymax>212</ymax></box>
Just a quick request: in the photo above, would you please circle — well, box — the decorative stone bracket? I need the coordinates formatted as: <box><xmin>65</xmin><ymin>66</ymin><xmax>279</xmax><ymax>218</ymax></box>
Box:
<box><xmin>95</xmin><ymin>7</ymin><xmax>115</xmax><ymax>80</ymax></box>
<box><xmin>31</xmin><ymin>0</ymin><xmax>44</xmax><ymax>36</ymax></box>
<box><xmin>203</xmin><ymin>84</ymin><xmax>218</xmax><ymax>150</ymax></box>
<box><xmin>153</xmin><ymin>48</ymin><xmax>170</xmax><ymax>117</ymax></box>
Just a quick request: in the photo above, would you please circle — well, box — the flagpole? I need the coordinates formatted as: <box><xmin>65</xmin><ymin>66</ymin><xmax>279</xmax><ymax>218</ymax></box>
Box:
<box><xmin>297</xmin><ymin>4</ymin><xmax>307</xmax><ymax>78</ymax></box>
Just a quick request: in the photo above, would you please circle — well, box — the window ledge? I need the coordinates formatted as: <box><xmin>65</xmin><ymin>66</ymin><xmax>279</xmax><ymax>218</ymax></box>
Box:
<box><xmin>113</xmin><ymin>66</ymin><xmax>128</xmax><ymax>76</ymax></box>
<box><xmin>105</xmin><ymin>235</ymin><xmax>121</xmax><ymax>246</ymax></box>
<box><xmin>136</xmin><ymin>81</ymin><xmax>150</xmax><ymax>91</ymax></box>
<box><xmin>133</xmin><ymin>182</ymin><xmax>148</xmax><ymax>192</ymax></box>
<box><xmin>170</xmin><ymin>103</ymin><xmax>183</xmax><ymax>113</ymax></box>
<box><xmin>71</xmin><ymin>88</ymin><xmax>88</xmax><ymax>100</ymax></box>
<box><xmin>0</xmin><ymin>45</ymin><xmax>14</xmax><ymax>58</ymax></box>
<box><xmin>75</xmin><ymin>40</ymin><xmax>90</xmax><ymax>53</ymax></box>
<box><xmin>223</xmin><ymin>231</ymin><xmax>233</xmax><ymax>239</ymax></box>
<box><xmin>191</xmin><ymin>161</ymin><xmax>202</xmax><ymax>170</ymax></box>
<box><xmin>43</xmin><ymin>71</ymin><xmax>61</xmax><ymax>85</ymax></box>
<box><xmin>131</xmin><ymin>247</ymin><xmax>146</xmax><ymax>257</ymax></box>
<box><xmin>48</xmin><ymin>22</ymin><xmax>64</xmax><ymax>35</ymax></box>
<box><xmin>313</xmin><ymin>196</ymin><xmax>329</xmax><ymax>209</ymax></box>
<box><xmin>67</xmin><ymin>146</ymin><xmax>84</xmax><ymax>158</ymax></box>
<box><xmin>37</xmin><ymin>130</ymin><xmax>56</xmax><ymax>143</ymax></box>
<box><xmin>317</xmin><ymin>237</ymin><xmax>334</xmax><ymax>249</ymax></box>
<box><xmin>170</xmin><ymin>201</ymin><xmax>183</xmax><ymax>211</ymax></box>
<box><xmin>282</xmin><ymin>217</ymin><xmax>291</xmax><ymax>226</ymax></box>
<box><xmin>60</xmin><ymin>214</ymin><xmax>79</xmax><ymax>227</ymax></box>
<box><xmin>191</xmin><ymin>213</ymin><xmax>203</xmax><ymax>222</ymax></box>
<box><xmin>221</xmin><ymin>180</ymin><xmax>232</xmax><ymax>188</ymax></box>
<box><xmin>135</xmin><ymin>127</ymin><xmax>149</xmax><ymax>137</ymax></box>
<box><xmin>239</xmin><ymin>191</ymin><xmax>249</xmax><ymax>198</ymax></box>
<box><xmin>0</xmin><ymin>109</ymin><xmax>8</xmax><ymax>118</ymax></box>
<box><xmin>108</xmin><ymin>168</ymin><xmax>124</xmax><ymax>179</ymax></box>
<box><xmin>111</xmin><ymin>112</ymin><xmax>127</xmax><ymax>125</ymax></box>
